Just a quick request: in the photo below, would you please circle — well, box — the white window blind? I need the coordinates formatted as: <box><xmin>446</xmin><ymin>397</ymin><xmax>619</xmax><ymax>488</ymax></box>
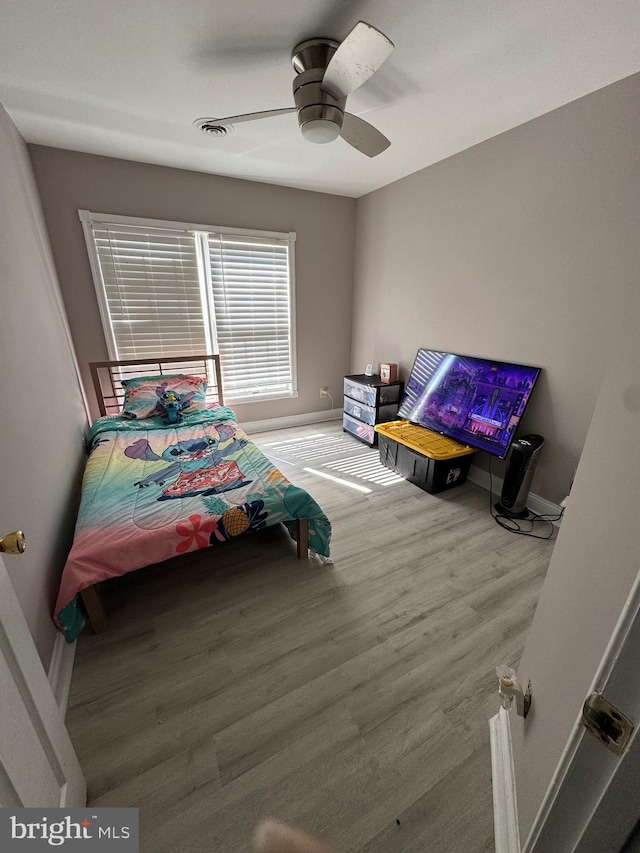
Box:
<box><xmin>91</xmin><ymin>222</ymin><xmax>208</xmax><ymax>361</ymax></box>
<box><xmin>209</xmin><ymin>234</ymin><xmax>293</xmax><ymax>401</ymax></box>
<box><xmin>82</xmin><ymin>212</ymin><xmax>296</xmax><ymax>403</ymax></box>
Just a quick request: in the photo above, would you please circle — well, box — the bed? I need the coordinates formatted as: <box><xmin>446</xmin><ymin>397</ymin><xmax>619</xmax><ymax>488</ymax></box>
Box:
<box><xmin>54</xmin><ymin>355</ymin><xmax>332</xmax><ymax>641</ymax></box>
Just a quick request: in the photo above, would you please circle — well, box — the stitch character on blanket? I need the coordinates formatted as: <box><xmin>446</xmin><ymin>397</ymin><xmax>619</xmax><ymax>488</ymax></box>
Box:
<box><xmin>124</xmin><ymin>427</ymin><xmax>251</xmax><ymax>499</ymax></box>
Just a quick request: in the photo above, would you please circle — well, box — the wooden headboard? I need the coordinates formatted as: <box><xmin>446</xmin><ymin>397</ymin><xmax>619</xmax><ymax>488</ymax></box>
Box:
<box><xmin>89</xmin><ymin>354</ymin><xmax>224</xmax><ymax>417</ymax></box>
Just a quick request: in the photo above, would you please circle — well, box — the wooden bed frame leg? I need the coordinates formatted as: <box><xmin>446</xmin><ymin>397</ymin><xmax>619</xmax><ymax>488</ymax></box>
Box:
<box><xmin>80</xmin><ymin>585</ymin><xmax>109</xmax><ymax>634</ymax></box>
<box><xmin>296</xmin><ymin>518</ymin><xmax>309</xmax><ymax>559</ymax></box>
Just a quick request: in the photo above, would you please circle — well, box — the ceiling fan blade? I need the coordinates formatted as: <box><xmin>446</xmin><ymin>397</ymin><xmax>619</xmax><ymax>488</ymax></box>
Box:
<box><xmin>340</xmin><ymin>112</ymin><xmax>390</xmax><ymax>157</ymax></box>
<box><xmin>321</xmin><ymin>21</ymin><xmax>394</xmax><ymax>100</ymax></box>
<box><xmin>196</xmin><ymin>108</ymin><xmax>296</xmax><ymax>127</ymax></box>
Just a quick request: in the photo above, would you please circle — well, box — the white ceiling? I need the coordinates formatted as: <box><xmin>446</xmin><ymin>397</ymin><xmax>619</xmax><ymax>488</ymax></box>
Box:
<box><xmin>1</xmin><ymin>0</ymin><xmax>638</xmax><ymax>198</ymax></box>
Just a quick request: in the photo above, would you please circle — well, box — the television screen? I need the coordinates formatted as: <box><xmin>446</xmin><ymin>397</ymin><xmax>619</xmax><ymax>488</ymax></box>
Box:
<box><xmin>397</xmin><ymin>349</ymin><xmax>541</xmax><ymax>459</ymax></box>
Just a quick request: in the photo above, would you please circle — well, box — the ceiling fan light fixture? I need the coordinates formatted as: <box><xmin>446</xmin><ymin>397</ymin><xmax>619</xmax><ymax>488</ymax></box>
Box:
<box><xmin>300</xmin><ymin>118</ymin><xmax>340</xmax><ymax>144</ymax></box>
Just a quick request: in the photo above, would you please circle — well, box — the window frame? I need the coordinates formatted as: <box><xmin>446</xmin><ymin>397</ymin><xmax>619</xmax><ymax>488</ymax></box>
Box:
<box><xmin>79</xmin><ymin>210</ymin><xmax>298</xmax><ymax>404</ymax></box>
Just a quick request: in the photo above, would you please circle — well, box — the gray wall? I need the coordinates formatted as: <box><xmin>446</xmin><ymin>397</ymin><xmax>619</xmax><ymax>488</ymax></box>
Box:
<box><xmin>353</xmin><ymin>74</ymin><xmax>640</xmax><ymax>502</ymax></box>
<box><xmin>0</xmin><ymin>104</ymin><xmax>88</xmax><ymax>669</ymax></box>
<box><xmin>28</xmin><ymin>147</ymin><xmax>356</xmax><ymax>424</ymax></box>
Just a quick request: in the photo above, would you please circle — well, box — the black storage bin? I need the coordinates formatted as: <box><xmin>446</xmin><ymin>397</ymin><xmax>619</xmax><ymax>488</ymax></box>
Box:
<box><xmin>378</xmin><ymin>433</ymin><xmax>473</xmax><ymax>494</ymax></box>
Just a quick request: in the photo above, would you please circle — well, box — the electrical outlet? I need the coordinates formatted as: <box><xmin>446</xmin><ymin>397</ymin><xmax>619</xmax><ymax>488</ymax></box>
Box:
<box><xmin>320</xmin><ymin>386</ymin><xmax>329</xmax><ymax>398</ymax></box>
<box><xmin>560</xmin><ymin>496</ymin><xmax>570</xmax><ymax>508</ymax></box>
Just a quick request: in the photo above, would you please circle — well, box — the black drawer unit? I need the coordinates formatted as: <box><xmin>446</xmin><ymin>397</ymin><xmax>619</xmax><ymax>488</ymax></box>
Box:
<box><xmin>343</xmin><ymin>374</ymin><xmax>403</xmax><ymax>446</ymax></box>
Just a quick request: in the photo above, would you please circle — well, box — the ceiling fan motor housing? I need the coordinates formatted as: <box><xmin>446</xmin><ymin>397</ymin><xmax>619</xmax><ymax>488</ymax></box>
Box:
<box><xmin>291</xmin><ymin>38</ymin><xmax>346</xmax><ymax>142</ymax></box>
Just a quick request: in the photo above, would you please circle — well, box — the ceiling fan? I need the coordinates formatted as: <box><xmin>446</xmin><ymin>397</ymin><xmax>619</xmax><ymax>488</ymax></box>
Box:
<box><xmin>194</xmin><ymin>21</ymin><xmax>394</xmax><ymax>158</ymax></box>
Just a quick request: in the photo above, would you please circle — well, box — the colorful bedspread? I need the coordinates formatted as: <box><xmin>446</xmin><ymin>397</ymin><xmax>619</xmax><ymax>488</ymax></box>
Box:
<box><xmin>55</xmin><ymin>408</ymin><xmax>331</xmax><ymax>641</ymax></box>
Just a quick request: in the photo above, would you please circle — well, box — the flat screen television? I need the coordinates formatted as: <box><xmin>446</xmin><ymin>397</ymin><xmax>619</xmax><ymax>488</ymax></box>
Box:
<box><xmin>397</xmin><ymin>349</ymin><xmax>541</xmax><ymax>459</ymax></box>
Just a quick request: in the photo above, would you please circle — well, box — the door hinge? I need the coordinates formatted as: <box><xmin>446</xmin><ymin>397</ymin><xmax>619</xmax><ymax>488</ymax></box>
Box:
<box><xmin>582</xmin><ymin>692</ymin><xmax>634</xmax><ymax>755</ymax></box>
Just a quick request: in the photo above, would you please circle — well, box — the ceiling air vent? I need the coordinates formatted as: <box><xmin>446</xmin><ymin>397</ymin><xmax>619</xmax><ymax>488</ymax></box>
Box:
<box><xmin>193</xmin><ymin>118</ymin><xmax>234</xmax><ymax>137</ymax></box>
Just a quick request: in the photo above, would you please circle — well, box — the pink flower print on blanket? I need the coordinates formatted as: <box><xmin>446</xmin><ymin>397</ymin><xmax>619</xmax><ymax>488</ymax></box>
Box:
<box><xmin>175</xmin><ymin>514</ymin><xmax>219</xmax><ymax>553</ymax></box>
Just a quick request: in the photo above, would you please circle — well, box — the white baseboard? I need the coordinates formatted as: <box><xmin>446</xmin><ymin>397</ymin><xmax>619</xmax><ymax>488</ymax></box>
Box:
<box><xmin>468</xmin><ymin>465</ymin><xmax>562</xmax><ymax>521</ymax></box>
<box><xmin>242</xmin><ymin>408</ymin><xmax>342</xmax><ymax>435</ymax></box>
<box><xmin>48</xmin><ymin>632</ymin><xmax>77</xmax><ymax>717</ymax></box>
<box><xmin>490</xmin><ymin>709</ymin><xmax>521</xmax><ymax>853</ymax></box>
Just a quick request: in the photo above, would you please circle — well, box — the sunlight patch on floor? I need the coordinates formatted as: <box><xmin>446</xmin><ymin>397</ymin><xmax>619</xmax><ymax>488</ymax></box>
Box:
<box><xmin>322</xmin><ymin>454</ymin><xmax>405</xmax><ymax>487</ymax></box>
<box><xmin>258</xmin><ymin>429</ymin><xmax>403</xmax><ymax>488</ymax></box>
<box><xmin>260</xmin><ymin>432</ymin><xmax>368</xmax><ymax>462</ymax></box>
<box><xmin>303</xmin><ymin>467</ymin><xmax>372</xmax><ymax>493</ymax></box>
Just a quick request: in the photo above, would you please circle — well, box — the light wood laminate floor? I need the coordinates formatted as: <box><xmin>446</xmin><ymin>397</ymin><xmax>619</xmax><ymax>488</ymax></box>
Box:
<box><xmin>66</xmin><ymin>422</ymin><xmax>555</xmax><ymax>852</ymax></box>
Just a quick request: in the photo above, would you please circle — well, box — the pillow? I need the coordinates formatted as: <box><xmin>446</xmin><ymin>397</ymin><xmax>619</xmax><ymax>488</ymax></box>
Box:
<box><xmin>121</xmin><ymin>374</ymin><xmax>208</xmax><ymax>422</ymax></box>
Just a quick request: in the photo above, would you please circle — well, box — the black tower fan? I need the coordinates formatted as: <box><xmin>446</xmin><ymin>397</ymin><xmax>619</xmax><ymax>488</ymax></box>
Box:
<box><xmin>495</xmin><ymin>435</ymin><xmax>545</xmax><ymax>519</ymax></box>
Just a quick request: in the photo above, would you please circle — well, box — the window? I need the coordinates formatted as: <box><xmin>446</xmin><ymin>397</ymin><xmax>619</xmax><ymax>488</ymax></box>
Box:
<box><xmin>80</xmin><ymin>211</ymin><xmax>297</xmax><ymax>403</ymax></box>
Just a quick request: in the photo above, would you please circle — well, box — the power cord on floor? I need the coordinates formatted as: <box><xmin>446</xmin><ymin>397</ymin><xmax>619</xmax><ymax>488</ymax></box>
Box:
<box><xmin>488</xmin><ymin>457</ymin><xmax>564</xmax><ymax>539</ymax></box>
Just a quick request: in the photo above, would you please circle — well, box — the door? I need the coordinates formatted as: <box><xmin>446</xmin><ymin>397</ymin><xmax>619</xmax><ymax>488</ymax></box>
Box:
<box><xmin>508</xmin><ymin>279</ymin><xmax>640</xmax><ymax>852</ymax></box>
<box><xmin>0</xmin><ymin>547</ymin><xmax>86</xmax><ymax>807</ymax></box>
<box><xmin>529</xmin><ymin>571</ymin><xmax>640</xmax><ymax>852</ymax></box>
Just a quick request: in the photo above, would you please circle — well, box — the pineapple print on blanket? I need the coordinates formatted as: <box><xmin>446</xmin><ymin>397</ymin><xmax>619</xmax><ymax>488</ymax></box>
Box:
<box><xmin>124</xmin><ymin>426</ymin><xmax>251</xmax><ymax>500</ymax></box>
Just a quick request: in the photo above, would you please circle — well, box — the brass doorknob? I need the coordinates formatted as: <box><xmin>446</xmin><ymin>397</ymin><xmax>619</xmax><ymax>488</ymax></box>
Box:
<box><xmin>0</xmin><ymin>531</ymin><xmax>26</xmax><ymax>554</ymax></box>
